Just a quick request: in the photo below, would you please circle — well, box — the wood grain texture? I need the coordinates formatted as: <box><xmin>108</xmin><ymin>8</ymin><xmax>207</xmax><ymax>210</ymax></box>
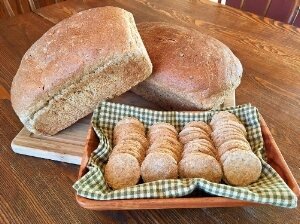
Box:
<box><xmin>0</xmin><ymin>0</ymin><xmax>299</xmax><ymax>223</ymax></box>
<box><xmin>11</xmin><ymin>116</ymin><xmax>91</xmax><ymax>165</ymax></box>
<box><xmin>0</xmin><ymin>85</ymin><xmax>10</xmax><ymax>100</ymax></box>
<box><xmin>0</xmin><ymin>13</ymin><xmax>53</xmax><ymax>91</ymax></box>
<box><xmin>0</xmin><ymin>0</ymin><xmax>65</xmax><ymax>19</ymax></box>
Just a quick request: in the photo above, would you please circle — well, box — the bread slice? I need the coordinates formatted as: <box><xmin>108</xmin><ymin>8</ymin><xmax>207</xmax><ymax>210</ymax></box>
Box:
<box><xmin>11</xmin><ymin>7</ymin><xmax>152</xmax><ymax>135</ymax></box>
<box><xmin>132</xmin><ymin>22</ymin><xmax>242</xmax><ymax>110</ymax></box>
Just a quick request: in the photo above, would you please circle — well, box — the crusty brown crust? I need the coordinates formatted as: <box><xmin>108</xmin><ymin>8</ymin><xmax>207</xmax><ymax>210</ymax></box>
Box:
<box><xmin>10</xmin><ymin>7</ymin><xmax>152</xmax><ymax>135</ymax></box>
<box><xmin>132</xmin><ymin>22</ymin><xmax>242</xmax><ymax>110</ymax></box>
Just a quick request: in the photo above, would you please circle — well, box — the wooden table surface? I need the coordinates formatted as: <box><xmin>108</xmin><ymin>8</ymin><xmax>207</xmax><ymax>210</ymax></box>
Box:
<box><xmin>0</xmin><ymin>0</ymin><xmax>299</xmax><ymax>223</ymax></box>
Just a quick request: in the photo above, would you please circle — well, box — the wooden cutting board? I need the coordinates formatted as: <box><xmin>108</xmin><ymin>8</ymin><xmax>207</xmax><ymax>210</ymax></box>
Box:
<box><xmin>11</xmin><ymin>91</ymin><xmax>235</xmax><ymax>165</ymax></box>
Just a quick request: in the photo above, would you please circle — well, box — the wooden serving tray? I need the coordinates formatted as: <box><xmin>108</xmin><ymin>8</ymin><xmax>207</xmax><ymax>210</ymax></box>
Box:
<box><xmin>76</xmin><ymin>115</ymin><xmax>300</xmax><ymax>210</ymax></box>
<box><xmin>11</xmin><ymin>91</ymin><xmax>235</xmax><ymax>164</ymax></box>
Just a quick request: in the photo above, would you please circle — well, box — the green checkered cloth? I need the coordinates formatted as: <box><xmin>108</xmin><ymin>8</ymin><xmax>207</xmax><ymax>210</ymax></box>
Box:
<box><xmin>73</xmin><ymin>102</ymin><xmax>298</xmax><ymax>208</ymax></box>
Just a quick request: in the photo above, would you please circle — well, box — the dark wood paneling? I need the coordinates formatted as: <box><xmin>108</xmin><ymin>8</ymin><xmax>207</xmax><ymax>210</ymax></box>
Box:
<box><xmin>242</xmin><ymin>0</ymin><xmax>271</xmax><ymax>16</ymax></box>
<box><xmin>293</xmin><ymin>7</ymin><xmax>300</xmax><ymax>26</ymax></box>
<box><xmin>226</xmin><ymin>0</ymin><xmax>243</xmax><ymax>8</ymax></box>
<box><xmin>266</xmin><ymin>0</ymin><xmax>299</xmax><ymax>23</ymax></box>
<box><xmin>223</xmin><ymin>0</ymin><xmax>299</xmax><ymax>24</ymax></box>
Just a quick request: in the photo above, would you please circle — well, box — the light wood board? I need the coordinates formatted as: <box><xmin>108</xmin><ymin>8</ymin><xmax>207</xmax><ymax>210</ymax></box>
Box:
<box><xmin>11</xmin><ymin>91</ymin><xmax>235</xmax><ymax>165</ymax></box>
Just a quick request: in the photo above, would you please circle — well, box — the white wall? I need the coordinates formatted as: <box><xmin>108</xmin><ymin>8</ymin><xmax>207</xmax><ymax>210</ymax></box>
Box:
<box><xmin>210</xmin><ymin>0</ymin><xmax>226</xmax><ymax>4</ymax></box>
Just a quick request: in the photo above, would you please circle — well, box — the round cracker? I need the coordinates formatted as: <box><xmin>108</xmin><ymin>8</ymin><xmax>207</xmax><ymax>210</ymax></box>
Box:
<box><xmin>219</xmin><ymin>148</ymin><xmax>241</xmax><ymax>164</ymax></box>
<box><xmin>115</xmin><ymin>117</ymin><xmax>145</xmax><ymax>130</ymax></box>
<box><xmin>111</xmin><ymin>141</ymin><xmax>145</xmax><ymax>163</ymax></box>
<box><xmin>183</xmin><ymin>141</ymin><xmax>216</xmax><ymax>158</ymax></box>
<box><xmin>111</xmin><ymin>148</ymin><xmax>143</xmax><ymax>164</ymax></box>
<box><xmin>105</xmin><ymin>153</ymin><xmax>141</xmax><ymax>190</ymax></box>
<box><xmin>222</xmin><ymin>150</ymin><xmax>262</xmax><ymax>186</ymax></box>
<box><xmin>117</xmin><ymin>139</ymin><xmax>147</xmax><ymax>155</ymax></box>
<box><xmin>211</xmin><ymin>127</ymin><xmax>246</xmax><ymax>140</ymax></box>
<box><xmin>179</xmin><ymin>127</ymin><xmax>209</xmax><ymax>139</ymax></box>
<box><xmin>147</xmin><ymin>146</ymin><xmax>180</xmax><ymax>162</ymax></box>
<box><xmin>114</xmin><ymin>132</ymin><xmax>149</xmax><ymax>149</ymax></box>
<box><xmin>211</xmin><ymin>120</ymin><xmax>247</xmax><ymax>136</ymax></box>
<box><xmin>210</xmin><ymin>111</ymin><xmax>241</xmax><ymax>126</ymax></box>
<box><xmin>184</xmin><ymin>139</ymin><xmax>217</xmax><ymax>155</ymax></box>
<box><xmin>148</xmin><ymin>139</ymin><xmax>182</xmax><ymax>158</ymax></box>
<box><xmin>212</xmin><ymin>132</ymin><xmax>248</xmax><ymax>148</ymax></box>
<box><xmin>184</xmin><ymin>121</ymin><xmax>212</xmax><ymax>135</ymax></box>
<box><xmin>113</xmin><ymin>130</ymin><xmax>145</xmax><ymax>147</ymax></box>
<box><xmin>148</xmin><ymin>129</ymin><xmax>178</xmax><ymax>143</ymax></box>
<box><xmin>179</xmin><ymin>132</ymin><xmax>211</xmax><ymax>145</ymax></box>
<box><xmin>211</xmin><ymin>127</ymin><xmax>245</xmax><ymax>142</ymax></box>
<box><xmin>114</xmin><ymin>123</ymin><xmax>144</xmax><ymax>137</ymax></box>
<box><xmin>141</xmin><ymin>152</ymin><xmax>178</xmax><ymax>182</ymax></box>
<box><xmin>218</xmin><ymin>140</ymin><xmax>251</xmax><ymax>156</ymax></box>
<box><xmin>148</xmin><ymin>122</ymin><xmax>177</xmax><ymax>135</ymax></box>
<box><xmin>179</xmin><ymin>152</ymin><xmax>222</xmax><ymax>183</ymax></box>
<box><xmin>152</xmin><ymin>136</ymin><xmax>183</xmax><ymax>151</ymax></box>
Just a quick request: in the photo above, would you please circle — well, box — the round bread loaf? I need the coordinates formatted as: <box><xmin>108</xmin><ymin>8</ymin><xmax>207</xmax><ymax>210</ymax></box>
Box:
<box><xmin>132</xmin><ymin>22</ymin><xmax>243</xmax><ymax>110</ymax></box>
<box><xmin>11</xmin><ymin>7</ymin><xmax>152</xmax><ymax>135</ymax></box>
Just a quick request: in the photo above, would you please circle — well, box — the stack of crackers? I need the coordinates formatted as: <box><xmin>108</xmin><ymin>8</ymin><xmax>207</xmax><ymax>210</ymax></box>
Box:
<box><xmin>141</xmin><ymin>123</ymin><xmax>183</xmax><ymax>182</ymax></box>
<box><xmin>105</xmin><ymin>112</ymin><xmax>262</xmax><ymax>190</ymax></box>
<box><xmin>105</xmin><ymin>118</ymin><xmax>148</xmax><ymax>190</ymax></box>
<box><xmin>178</xmin><ymin>121</ymin><xmax>223</xmax><ymax>183</ymax></box>
<box><xmin>210</xmin><ymin>112</ymin><xmax>262</xmax><ymax>186</ymax></box>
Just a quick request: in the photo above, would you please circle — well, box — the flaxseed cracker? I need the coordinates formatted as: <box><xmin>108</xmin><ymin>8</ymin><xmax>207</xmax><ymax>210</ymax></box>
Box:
<box><xmin>104</xmin><ymin>153</ymin><xmax>141</xmax><ymax>190</ymax></box>
<box><xmin>222</xmin><ymin>149</ymin><xmax>262</xmax><ymax>186</ymax></box>
<box><xmin>184</xmin><ymin>121</ymin><xmax>212</xmax><ymax>135</ymax></box>
<box><xmin>179</xmin><ymin>152</ymin><xmax>222</xmax><ymax>183</ymax></box>
<box><xmin>141</xmin><ymin>152</ymin><xmax>178</xmax><ymax>182</ymax></box>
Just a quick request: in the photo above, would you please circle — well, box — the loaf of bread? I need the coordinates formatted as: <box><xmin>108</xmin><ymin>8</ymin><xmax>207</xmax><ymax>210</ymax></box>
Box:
<box><xmin>10</xmin><ymin>7</ymin><xmax>152</xmax><ymax>135</ymax></box>
<box><xmin>132</xmin><ymin>22</ymin><xmax>242</xmax><ymax>110</ymax></box>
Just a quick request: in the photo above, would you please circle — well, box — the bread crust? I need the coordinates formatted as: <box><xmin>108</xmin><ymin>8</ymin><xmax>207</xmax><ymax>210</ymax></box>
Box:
<box><xmin>11</xmin><ymin>7</ymin><xmax>152</xmax><ymax>135</ymax></box>
<box><xmin>132</xmin><ymin>22</ymin><xmax>243</xmax><ymax>110</ymax></box>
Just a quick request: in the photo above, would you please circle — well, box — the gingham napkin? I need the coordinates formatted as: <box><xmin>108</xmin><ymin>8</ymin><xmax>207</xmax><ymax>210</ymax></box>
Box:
<box><xmin>73</xmin><ymin>102</ymin><xmax>297</xmax><ymax>208</ymax></box>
